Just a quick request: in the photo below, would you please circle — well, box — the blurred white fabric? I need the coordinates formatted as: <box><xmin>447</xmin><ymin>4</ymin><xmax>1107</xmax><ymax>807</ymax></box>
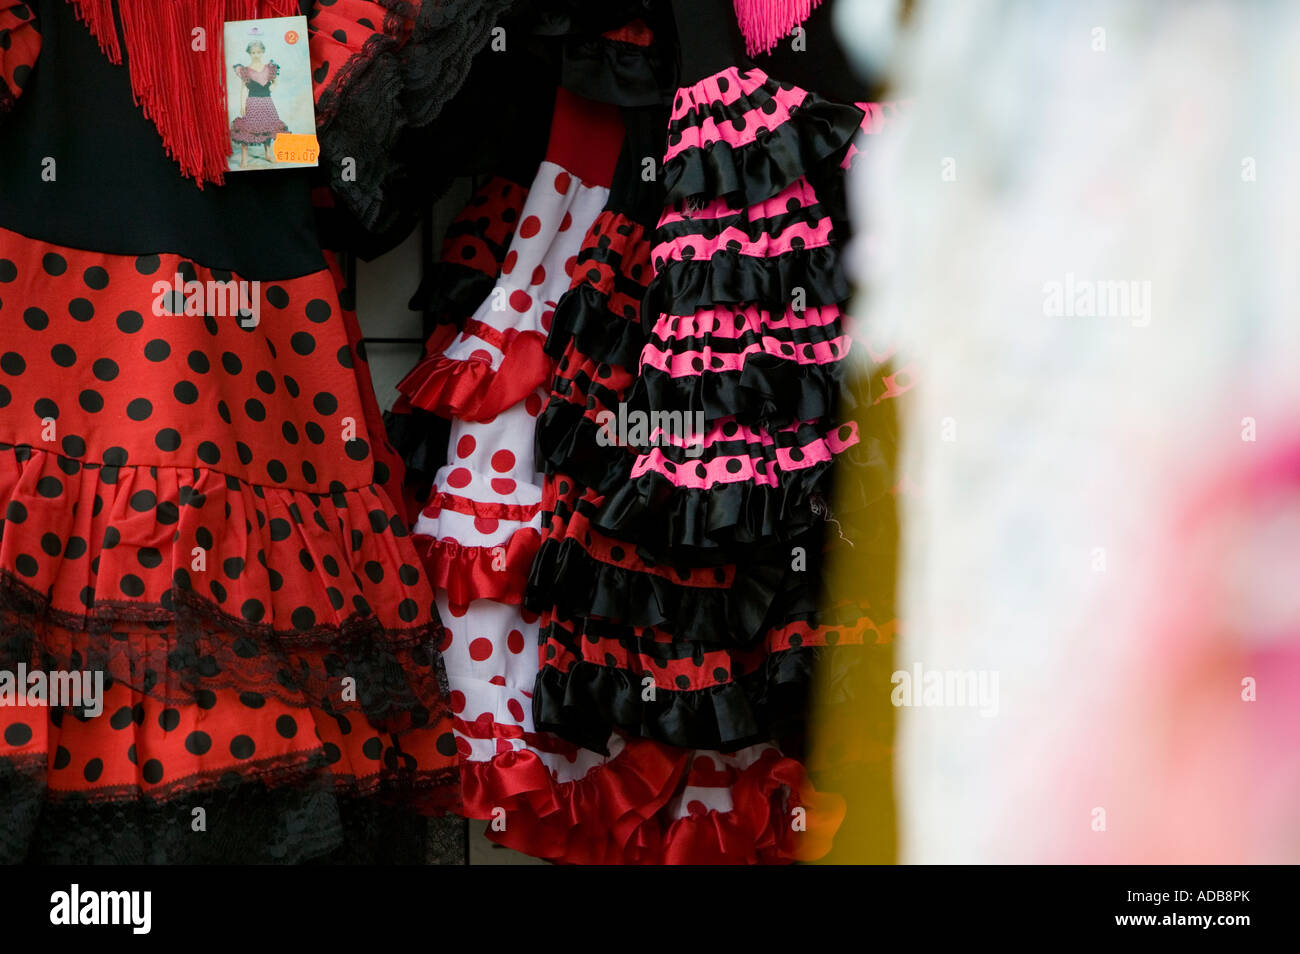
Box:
<box><xmin>839</xmin><ymin>0</ymin><xmax>1300</xmax><ymax>862</ymax></box>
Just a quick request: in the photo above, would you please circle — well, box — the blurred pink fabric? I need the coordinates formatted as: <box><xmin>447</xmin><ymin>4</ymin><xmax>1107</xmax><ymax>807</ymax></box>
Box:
<box><xmin>836</xmin><ymin>0</ymin><xmax>1300</xmax><ymax>862</ymax></box>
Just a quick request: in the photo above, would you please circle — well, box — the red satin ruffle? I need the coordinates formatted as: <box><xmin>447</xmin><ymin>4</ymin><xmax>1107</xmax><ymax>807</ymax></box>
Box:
<box><xmin>417</xmin><ymin>526</ymin><xmax>541</xmax><ymax>608</ymax></box>
<box><xmin>458</xmin><ymin>742</ymin><xmax>845</xmax><ymax>864</ymax></box>
<box><xmin>662</xmin><ymin>749</ymin><xmax>846</xmax><ymax>864</ymax></box>
<box><xmin>460</xmin><ymin>742</ymin><xmax>685</xmax><ymax>864</ymax></box>
<box><xmin>397</xmin><ymin>330</ymin><xmax>551</xmax><ymax>420</ymax></box>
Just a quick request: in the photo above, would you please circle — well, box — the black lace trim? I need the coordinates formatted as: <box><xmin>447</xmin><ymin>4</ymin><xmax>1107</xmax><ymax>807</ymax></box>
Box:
<box><xmin>0</xmin><ymin>569</ymin><xmax>451</xmax><ymax>727</ymax></box>
<box><xmin>320</xmin><ymin>0</ymin><xmax>519</xmax><ymax>231</ymax></box>
<box><xmin>314</xmin><ymin>1</ymin><xmax>416</xmax><ymax>130</ymax></box>
<box><xmin>0</xmin><ymin>753</ymin><xmax>451</xmax><ymax>864</ymax></box>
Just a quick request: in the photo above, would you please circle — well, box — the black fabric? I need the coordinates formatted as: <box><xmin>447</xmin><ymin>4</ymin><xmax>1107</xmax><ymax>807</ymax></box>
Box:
<box><xmin>525</xmin><ymin>533</ymin><xmax>825</xmax><ymax>644</ymax></box>
<box><xmin>751</xmin><ymin>2</ymin><xmax>874</xmax><ymax>104</ymax></box>
<box><xmin>0</xmin><ymin>753</ymin><xmax>440</xmax><ymax>864</ymax></box>
<box><xmin>609</xmin><ymin>106</ymin><xmax>671</xmax><ymax>226</ymax></box>
<box><xmin>522</xmin><ymin>0</ymin><xmax>664</xmax><ymax>38</ymax></box>
<box><xmin>560</xmin><ymin>30</ymin><xmax>675</xmax><ymax>108</ymax></box>
<box><xmin>644</xmin><ymin>244</ymin><xmax>851</xmax><ymax>322</ymax></box>
<box><xmin>593</xmin><ymin>458</ymin><xmax>839</xmax><ymax>565</ymax></box>
<box><xmin>628</xmin><ymin>350</ymin><xmax>850</xmax><ymax>429</ymax></box>
<box><xmin>409</xmin><ymin>257</ymin><xmax>497</xmax><ymax>323</ymax></box>
<box><xmin>661</xmin><ymin>88</ymin><xmax>864</xmax><ymax>206</ymax></box>
<box><xmin>534</xmin><ymin>643</ymin><xmax>823</xmax><ymax>754</ymax></box>
<box><xmin>383</xmin><ymin>405</ymin><xmax>451</xmax><ymax>503</ymax></box>
<box><xmin>0</xmin><ymin>0</ymin><xmax>323</xmax><ymax>280</ymax></box>
<box><xmin>670</xmin><ymin>0</ymin><xmax>749</xmax><ymax>85</ymax></box>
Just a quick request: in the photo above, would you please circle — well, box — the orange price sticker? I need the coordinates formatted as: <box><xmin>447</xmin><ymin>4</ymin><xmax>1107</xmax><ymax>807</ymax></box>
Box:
<box><xmin>285</xmin><ymin>30</ymin><xmax>300</xmax><ymax>44</ymax></box>
<box><xmin>271</xmin><ymin>133</ymin><xmax>320</xmax><ymax>165</ymax></box>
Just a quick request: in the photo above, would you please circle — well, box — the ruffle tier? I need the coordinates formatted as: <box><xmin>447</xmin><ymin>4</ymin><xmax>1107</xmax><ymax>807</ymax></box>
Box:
<box><xmin>534</xmin><ymin>610</ymin><xmax>877</xmax><ymax>754</ymax></box>
<box><xmin>662</xmin><ymin>65</ymin><xmax>863</xmax><ymax>206</ymax></box>
<box><xmin>460</xmin><ymin>736</ymin><xmax>843</xmax><ymax>864</ymax></box>
<box><xmin>397</xmin><ymin>325</ymin><xmax>553</xmax><ymax>422</ymax></box>
<box><xmin>592</xmin><ymin>418</ymin><xmax>860</xmax><ymax>562</ymax></box>
<box><xmin>632</xmin><ymin>301</ymin><xmax>853</xmax><ymax>428</ymax></box>
<box><xmin>645</xmin><ymin>244</ymin><xmax>850</xmax><ymax>322</ymax></box>
<box><xmin>560</xmin><ymin>18</ymin><xmax>676</xmax><ymax>108</ymax></box>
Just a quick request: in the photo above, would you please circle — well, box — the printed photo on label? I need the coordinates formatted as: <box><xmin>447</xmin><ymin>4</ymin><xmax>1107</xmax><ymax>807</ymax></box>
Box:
<box><xmin>223</xmin><ymin>16</ymin><xmax>320</xmax><ymax>172</ymax></box>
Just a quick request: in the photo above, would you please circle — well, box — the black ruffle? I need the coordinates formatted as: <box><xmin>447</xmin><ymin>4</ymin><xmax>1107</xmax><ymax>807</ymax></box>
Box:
<box><xmin>0</xmin><ymin>569</ymin><xmax>449</xmax><ymax>729</ymax></box>
<box><xmin>383</xmin><ymin>405</ymin><xmax>452</xmax><ymax>489</ymax></box>
<box><xmin>545</xmin><ymin>283</ymin><xmax>647</xmax><ymax>369</ymax></box>
<box><xmin>644</xmin><ymin>245</ymin><xmax>850</xmax><ymax>325</ymax></box>
<box><xmin>592</xmin><ymin>459</ymin><xmax>837</xmax><ymax>563</ymax></box>
<box><xmin>533</xmin><ymin>646</ymin><xmax>822</xmax><ymax>754</ymax></box>
<box><xmin>561</xmin><ymin>34</ymin><xmax>675</xmax><ymax>107</ymax></box>
<box><xmin>534</xmin><ymin>401</ymin><xmax>636</xmax><ymax>495</ymax></box>
<box><xmin>629</xmin><ymin>351</ymin><xmax>851</xmax><ymax>429</ymax></box>
<box><xmin>524</xmin><ymin>536</ymin><xmax>819</xmax><ymax>645</ymax></box>
<box><xmin>408</xmin><ymin>261</ymin><xmax>496</xmax><ymax>323</ymax></box>
<box><xmin>316</xmin><ymin>3</ymin><xmax>410</xmax><ymax>232</ymax></box>
<box><xmin>0</xmin><ymin>754</ymin><xmax>443</xmax><ymax>864</ymax></box>
<box><xmin>662</xmin><ymin>94</ymin><xmax>864</xmax><ymax>207</ymax></box>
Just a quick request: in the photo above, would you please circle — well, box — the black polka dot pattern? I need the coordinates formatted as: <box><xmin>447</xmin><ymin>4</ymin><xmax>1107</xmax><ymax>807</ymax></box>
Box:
<box><xmin>0</xmin><ymin>228</ymin><xmax>458</xmax><ymax>808</ymax></box>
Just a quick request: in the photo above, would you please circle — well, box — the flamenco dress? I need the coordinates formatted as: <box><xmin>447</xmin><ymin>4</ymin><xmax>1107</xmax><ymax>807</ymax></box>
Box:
<box><xmin>515</xmin><ymin>2</ymin><xmax>850</xmax><ymax>858</ymax></box>
<box><xmin>396</xmin><ymin>86</ymin><xmax>683</xmax><ymax>864</ymax></box>
<box><xmin>230</xmin><ymin>62</ymin><xmax>288</xmax><ymax>149</ymax></box>
<box><xmin>0</xmin><ymin>0</ymin><xmax>465</xmax><ymax>863</ymax></box>
<box><xmin>519</xmin><ymin>0</ymin><xmax>891</xmax><ymax>864</ymax></box>
<box><xmin>530</xmin><ymin>0</ymin><xmax>861</xmax><ymax>743</ymax></box>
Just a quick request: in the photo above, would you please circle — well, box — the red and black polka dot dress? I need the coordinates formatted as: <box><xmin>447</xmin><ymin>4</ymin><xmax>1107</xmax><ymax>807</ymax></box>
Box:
<box><xmin>0</xmin><ymin>0</ymin><xmax>460</xmax><ymax>863</ymax></box>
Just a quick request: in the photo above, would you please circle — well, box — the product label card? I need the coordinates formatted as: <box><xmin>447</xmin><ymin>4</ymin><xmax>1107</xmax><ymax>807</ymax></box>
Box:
<box><xmin>224</xmin><ymin>16</ymin><xmax>319</xmax><ymax>172</ymax></box>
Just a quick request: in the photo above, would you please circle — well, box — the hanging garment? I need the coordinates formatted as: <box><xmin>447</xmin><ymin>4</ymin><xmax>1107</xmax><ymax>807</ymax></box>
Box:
<box><xmin>0</xmin><ymin>0</ymin><xmax>464</xmax><ymax>863</ymax></box>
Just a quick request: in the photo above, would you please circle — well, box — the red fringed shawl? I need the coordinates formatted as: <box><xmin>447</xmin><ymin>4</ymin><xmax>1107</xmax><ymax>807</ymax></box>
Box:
<box><xmin>67</xmin><ymin>0</ymin><xmax>300</xmax><ymax>186</ymax></box>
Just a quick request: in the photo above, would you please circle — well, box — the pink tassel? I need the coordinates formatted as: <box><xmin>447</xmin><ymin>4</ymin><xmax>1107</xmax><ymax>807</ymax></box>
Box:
<box><xmin>66</xmin><ymin>0</ymin><xmax>299</xmax><ymax>187</ymax></box>
<box><xmin>732</xmin><ymin>0</ymin><xmax>823</xmax><ymax>57</ymax></box>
